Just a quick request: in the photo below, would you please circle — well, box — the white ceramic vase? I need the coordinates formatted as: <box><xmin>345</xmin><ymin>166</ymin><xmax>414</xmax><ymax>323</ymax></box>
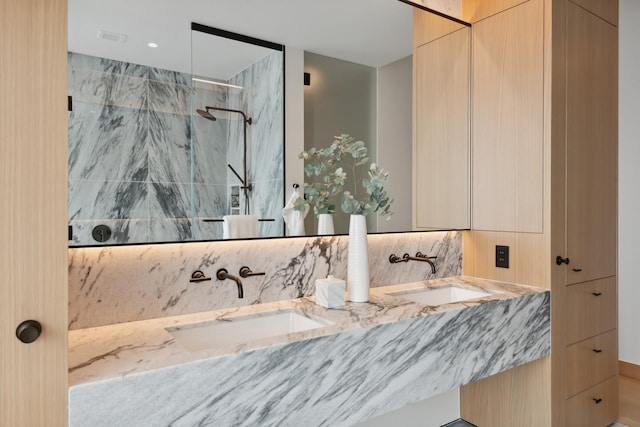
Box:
<box><xmin>347</xmin><ymin>214</ymin><xmax>369</xmax><ymax>302</ymax></box>
<box><xmin>317</xmin><ymin>213</ymin><xmax>335</xmax><ymax>235</ymax></box>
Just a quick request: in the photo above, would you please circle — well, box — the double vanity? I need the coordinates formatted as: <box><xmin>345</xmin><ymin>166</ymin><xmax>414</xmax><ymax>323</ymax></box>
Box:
<box><xmin>68</xmin><ymin>276</ymin><xmax>550</xmax><ymax>426</ymax></box>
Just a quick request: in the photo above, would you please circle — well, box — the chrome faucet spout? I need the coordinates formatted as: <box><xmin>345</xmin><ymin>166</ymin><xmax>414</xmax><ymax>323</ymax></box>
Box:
<box><xmin>216</xmin><ymin>268</ymin><xmax>244</xmax><ymax>298</ymax></box>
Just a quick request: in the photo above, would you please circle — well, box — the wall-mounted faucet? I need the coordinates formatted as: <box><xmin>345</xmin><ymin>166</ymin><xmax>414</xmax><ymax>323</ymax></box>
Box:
<box><xmin>216</xmin><ymin>268</ymin><xmax>244</xmax><ymax>298</ymax></box>
<box><xmin>389</xmin><ymin>252</ymin><xmax>437</xmax><ymax>274</ymax></box>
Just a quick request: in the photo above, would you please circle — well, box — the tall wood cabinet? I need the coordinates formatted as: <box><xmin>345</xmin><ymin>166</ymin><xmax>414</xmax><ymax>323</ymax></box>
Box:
<box><xmin>413</xmin><ymin>0</ymin><xmax>618</xmax><ymax>425</ymax></box>
<box><xmin>413</xmin><ymin>10</ymin><xmax>471</xmax><ymax>230</ymax></box>
<box><xmin>561</xmin><ymin>2</ymin><xmax>618</xmax><ymax>425</ymax></box>
<box><xmin>471</xmin><ymin>0</ymin><xmax>544</xmax><ymax>233</ymax></box>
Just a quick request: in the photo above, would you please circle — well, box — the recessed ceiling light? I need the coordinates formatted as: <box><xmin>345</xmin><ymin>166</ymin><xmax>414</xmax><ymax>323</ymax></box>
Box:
<box><xmin>147</xmin><ymin>42</ymin><xmax>158</xmax><ymax>48</ymax></box>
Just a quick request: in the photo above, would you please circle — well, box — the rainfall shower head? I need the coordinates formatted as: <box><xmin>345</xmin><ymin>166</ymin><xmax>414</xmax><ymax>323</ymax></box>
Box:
<box><xmin>196</xmin><ymin>109</ymin><xmax>217</xmax><ymax>121</ymax></box>
<box><xmin>197</xmin><ymin>106</ymin><xmax>252</xmax><ymax>124</ymax></box>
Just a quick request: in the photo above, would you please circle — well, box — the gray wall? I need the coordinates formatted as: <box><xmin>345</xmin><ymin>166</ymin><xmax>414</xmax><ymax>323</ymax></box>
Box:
<box><xmin>303</xmin><ymin>52</ymin><xmax>378</xmax><ymax>235</ymax></box>
<box><xmin>619</xmin><ymin>0</ymin><xmax>640</xmax><ymax>366</ymax></box>
<box><xmin>377</xmin><ymin>55</ymin><xmax>413</xmax><ymax>233</ymax></box>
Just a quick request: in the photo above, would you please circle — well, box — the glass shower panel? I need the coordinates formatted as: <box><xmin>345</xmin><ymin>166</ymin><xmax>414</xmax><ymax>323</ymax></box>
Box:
<box><xmin>190</xmin><ymin>24</ymin><xmax>285</xmax><ymax>240</ymax></box>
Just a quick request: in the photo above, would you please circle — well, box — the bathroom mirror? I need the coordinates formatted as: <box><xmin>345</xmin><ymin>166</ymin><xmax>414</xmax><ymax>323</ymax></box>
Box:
<box><xmin>67</xmin><ymin>0</ymin><xmax>469</xmax><ymax>246</ymax></box>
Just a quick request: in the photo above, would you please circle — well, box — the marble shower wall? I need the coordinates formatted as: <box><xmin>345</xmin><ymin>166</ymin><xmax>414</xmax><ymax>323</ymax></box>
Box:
<box><xmin>68</xmin><ymin>230</ymin><xmax>462</xmax><ymax>330</ymax></box>
<box><xmin>191</xmin><ymin>82</ymin><xmax>230</xmax><ymax>240</ymax></box>
<box><xmin>68</xmin><ymin>52</ymin><xmax>224</xmax><ymax>244</ymax></box>
<box><xmin>226</xmin><ymin>51</ymin><xmax>284</xmax><ymax>238</ymax></box>
<box><xmin>68</xmin><ymin>51</ymin><xmax>283</xmax><ymax>245</ymax></box>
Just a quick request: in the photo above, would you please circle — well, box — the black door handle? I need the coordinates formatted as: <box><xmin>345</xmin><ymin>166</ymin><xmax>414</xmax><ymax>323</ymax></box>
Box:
<box><xmin>556</xmin><ymin>256</ymin><xmax>570</xmax><ymax>265</ymax></box>
<box><xmin>16</xmin><ymin>320</ymin><xmax>42</xmax><ymax>343</ymax></box>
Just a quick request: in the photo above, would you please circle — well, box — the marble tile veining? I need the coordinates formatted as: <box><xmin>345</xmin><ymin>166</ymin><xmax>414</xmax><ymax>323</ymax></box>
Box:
<box><xmin>68</xmin><ymin>277</ymin><xmax>550</xmax><ymax>427</ymax></box>
<box><xmin>68</xmin><ymin>231</ymin><xmax>462</xmax><ymax>329</ymax></box>
<box><xmin>69</xmin><ymin>49</ymin><xmax>285</xmax><ymax>244</ymax></box>
<box><xmin>227</xmin><ymin>50</ymin><xmax>284</xmax><ymax>223</ymax></box>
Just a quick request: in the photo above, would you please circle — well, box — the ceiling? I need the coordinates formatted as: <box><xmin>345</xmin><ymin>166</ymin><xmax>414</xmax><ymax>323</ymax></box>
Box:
<box><xmin>68</xmin><ymin>0</ymin><xmax>417</xmax><ymax>78</ymax></box>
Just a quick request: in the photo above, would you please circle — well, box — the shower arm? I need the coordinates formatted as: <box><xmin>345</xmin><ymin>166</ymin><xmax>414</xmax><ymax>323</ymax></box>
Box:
<box><xmin>203</xmin><ymin>106</ymin><xmax>253</xmax><ymax>215</ymax></box>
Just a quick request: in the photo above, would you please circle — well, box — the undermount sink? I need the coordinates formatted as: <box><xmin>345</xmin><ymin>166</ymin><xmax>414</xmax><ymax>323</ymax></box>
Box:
<box><xmin>166</xmin><ymin>309</ymin><xmax>332</xmax><ymax>352</ymax></box>
<box><xmin>387</xmin><ymin>283</ymin><xmax>499</xmax><ymax>306</ymax></box>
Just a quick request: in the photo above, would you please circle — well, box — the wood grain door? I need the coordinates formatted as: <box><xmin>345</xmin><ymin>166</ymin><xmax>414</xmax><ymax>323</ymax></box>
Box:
<box><xmin>0</xmin><ymin>0</ymin><xmax>68</xmax><ymax>425</ymax></box>
<box><xmin>414</xmin><ymin>25</ymin><xmax>470</xmax><ymax>230</ymax></box>
<box><xmin>471</xmin><ymin>0</ymin><xmax>544</xmax><ymax>233</ymax></box>
<box><xmin>565</xmin><ymin>2</ymin><xmax>618</xmax><ymax>285</ymax></box>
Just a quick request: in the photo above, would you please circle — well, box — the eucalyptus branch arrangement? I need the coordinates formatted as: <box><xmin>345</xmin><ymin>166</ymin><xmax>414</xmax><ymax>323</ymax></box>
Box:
<box><xmin>293</xmin><ymin>147</ymin><xmax>345</xmax><ymax>215</ymax></box>
<box><xmin>295</xmin><ymin>134</ymin><xmax>393</xmax><ymax>219</ymax></box>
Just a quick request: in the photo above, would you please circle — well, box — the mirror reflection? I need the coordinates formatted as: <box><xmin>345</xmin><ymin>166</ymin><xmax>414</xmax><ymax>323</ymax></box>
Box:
<box><xmin>67</xmin><ymin>0</ymin><xmax>467</xmax><ymax>246</ymax></box>
<box><xmin>191</xmin><ymin>25</ymin><xmax>284</xmax><ymax>240</ymax></box>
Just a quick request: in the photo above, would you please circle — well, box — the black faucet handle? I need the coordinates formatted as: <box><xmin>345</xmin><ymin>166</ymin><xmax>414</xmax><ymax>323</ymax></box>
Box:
<box><xmin>190</xmin><ymin>270</ymin><xmax>212</xmax><ymax>283</ymax></box>
<box><xmin>239</xmin><ymin>266</ymin><xmax>265</xmax><ymax>278</ymax></box>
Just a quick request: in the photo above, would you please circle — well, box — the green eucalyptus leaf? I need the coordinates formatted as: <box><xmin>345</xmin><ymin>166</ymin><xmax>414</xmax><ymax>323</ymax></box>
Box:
<box><xmin>301</xmin><ymin>133</ymin><xmax>394</xmax><ymax>218</ymax></box>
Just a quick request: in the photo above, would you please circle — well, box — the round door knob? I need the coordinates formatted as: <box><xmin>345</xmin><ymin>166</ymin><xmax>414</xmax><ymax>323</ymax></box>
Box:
<box><xmin>16</xmin><ymin>320</ymin><xmax>42</xmax><ymax>344</ymax></box>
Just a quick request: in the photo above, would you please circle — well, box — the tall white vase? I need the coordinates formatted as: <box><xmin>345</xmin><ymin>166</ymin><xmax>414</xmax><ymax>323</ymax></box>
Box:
<box><xmin>317</xmin><ymin>213</ymin><xmax>335</xmax><ymax>235</ymax></box>
<box><xmin>347</xmin><ymin>214</ymin><xmax>369</xmax><ymax>302</ymax></box>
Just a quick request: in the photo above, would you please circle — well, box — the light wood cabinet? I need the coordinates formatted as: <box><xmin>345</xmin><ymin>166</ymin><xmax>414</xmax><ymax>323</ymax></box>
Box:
<box><xmin>565</xmin><ymin>278</ymin><xmax>617</xmax><ymax>344</ymax></box>
<box><xmin>566</xmin><ymin>330</ymin><xmax>618</xmax><ymax>398</ymax></box>
<box><xmin>559</xmin><ymin>5</ymin><xmax>618</xmax><ymax>425</ymax></box>
<box><xmin>566</xmin><ymin>377</ymin><xmax>619</xmax><ymax>427</ymax></box>
<box><xmin>455</xmin><ymin>0</ymin><xmax>618</xmax><ymax>426</ymax></box>
<box><xmin>565</xmin><ymin>1</ymin><xmax>618</xmax><ymax>285</ymax></box>
<box><xmin>413</xmin><ymin>10</ymin><xmax>470</xmax><ymax>230</ymax></box>
<box><xmin>471</xmin><ymin>0</ymin><xmax>544</xmax><ymax>233</ymax></box>
<box><xmin>0</xmin><ymin>0</ymin><xmax>69</xmax><ymax>426</ymax></box>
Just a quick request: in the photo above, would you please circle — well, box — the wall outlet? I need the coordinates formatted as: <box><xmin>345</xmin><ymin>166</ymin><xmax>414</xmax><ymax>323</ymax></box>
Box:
<box><xmin>496</xmin><ymin>245</ymin><xmax>509</xmax><ymax>268</ymax></box>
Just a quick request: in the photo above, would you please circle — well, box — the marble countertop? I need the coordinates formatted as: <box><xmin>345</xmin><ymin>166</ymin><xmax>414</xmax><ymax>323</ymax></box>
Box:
<box><xmin>68</xmin><ymin>276</ymin><xmax>547</xmax><ymax>387</ymax></box>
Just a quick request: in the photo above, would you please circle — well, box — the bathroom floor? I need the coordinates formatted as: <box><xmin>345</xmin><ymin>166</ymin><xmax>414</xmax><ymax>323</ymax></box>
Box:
<box><xmin>619</xmin><ymin>374</ymin><xmax>640</xmax><ymax>427</ymax></box>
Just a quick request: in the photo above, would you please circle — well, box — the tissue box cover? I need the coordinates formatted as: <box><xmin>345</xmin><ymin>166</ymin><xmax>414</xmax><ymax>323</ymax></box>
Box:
<box><xmin>315</xmin><ymin>276</ymin><xmax>346</xmax><ymax>308</ymax></box>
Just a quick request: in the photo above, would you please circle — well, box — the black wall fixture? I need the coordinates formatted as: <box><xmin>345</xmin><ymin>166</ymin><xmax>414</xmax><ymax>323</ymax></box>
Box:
<box><xmin>304</xmin><ymin>72</ymin><xmax>310</xmax><ymax>86</ymax></box>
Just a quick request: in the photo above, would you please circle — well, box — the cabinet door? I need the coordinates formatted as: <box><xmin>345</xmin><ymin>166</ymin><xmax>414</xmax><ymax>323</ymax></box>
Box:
<box><xmin>566</xmin><ymin>329</ymin><xmax>618</xmax><ymax>398</ymax></box>
<box><xmin>0</xmin><ymin>0</ymin><xmax>68</xmax><ymax>426</ymax></box>
<box><xmin>414</xmin><ymin>27</ymin><xmax>470</xmax><ymax>230</ymax></box>
<box><xmin>566</xmin><ymin>376</ymin><xmax>618</xmax><ymax>427</ymax></box>
<box><xmin>565</xmin><ymin>277</ymin><xmax>617</xmax><ymax>345</ymax></box>
<box><xmin>471</xmin><ymin>0</ymin><xmax>544</xmax><ymax>233</ymax></box>
<box><xmin>566</xmin><ymin>2</ymin><xmax>617</xmax><ymax>284</ymax></box>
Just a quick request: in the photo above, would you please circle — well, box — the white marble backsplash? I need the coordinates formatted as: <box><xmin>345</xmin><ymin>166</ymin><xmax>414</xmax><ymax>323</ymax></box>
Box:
<box><xmin>68</xmin><ymin>230</ymin><xmax>462</xmax><ymax>329</ymax></box>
